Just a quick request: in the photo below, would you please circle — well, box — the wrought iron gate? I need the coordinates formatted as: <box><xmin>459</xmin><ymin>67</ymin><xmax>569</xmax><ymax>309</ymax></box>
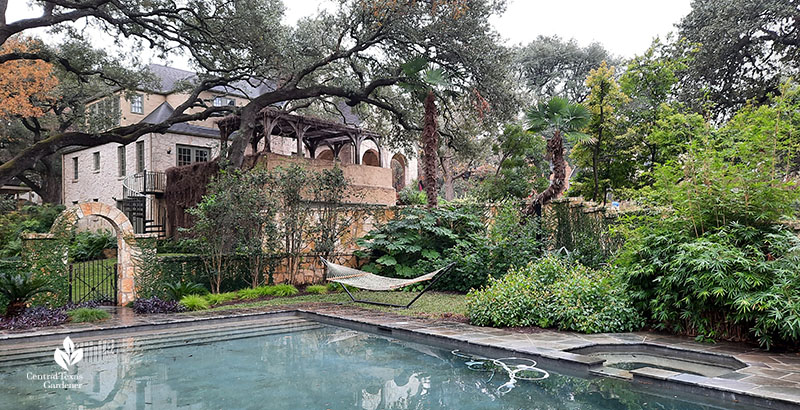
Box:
<box><xmin>68</xmin><ymin>260</ymin><xmax>117</xmax><ymax>305</ymax></box>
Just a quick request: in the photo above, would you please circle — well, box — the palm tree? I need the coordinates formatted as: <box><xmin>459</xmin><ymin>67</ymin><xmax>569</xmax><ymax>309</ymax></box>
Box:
<box><xmin>399</xmin><ymin>58</ymin><xmax>453</xmax><ymax>208</ymax></box>
<box><xmin>524</xmin><ymin>97</ymin><xmax>591</xmax><ymax>217</ymax></box>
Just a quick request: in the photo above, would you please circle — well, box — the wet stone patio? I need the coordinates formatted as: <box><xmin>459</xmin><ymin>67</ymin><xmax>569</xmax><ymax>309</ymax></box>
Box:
<box><xmin>2</xmin><ymin>303</ymin><xmax>800</xmax><ymax>408</ymax></box>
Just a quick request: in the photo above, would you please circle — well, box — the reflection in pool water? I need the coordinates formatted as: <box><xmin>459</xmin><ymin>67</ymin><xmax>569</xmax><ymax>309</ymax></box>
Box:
<box><xmin>0</xmin><ymin>322</ymin><xmax>736</xmax><ymax>409</ymax></box>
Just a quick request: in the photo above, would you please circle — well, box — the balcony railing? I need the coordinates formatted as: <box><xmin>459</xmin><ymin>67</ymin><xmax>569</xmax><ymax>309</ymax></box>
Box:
<box><xmin>122</xmin><ymin>170</ymin><xmax>166</xmax><ymax>198</ymax></box>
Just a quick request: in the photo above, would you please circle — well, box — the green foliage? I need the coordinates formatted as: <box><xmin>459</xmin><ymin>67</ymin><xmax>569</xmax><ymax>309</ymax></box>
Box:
<box><xmin>543</xmin><ymin>201</ymin><xmax>623</xmax><ymax>269</ymax></box>
<box><xmin>187</xmin><ymin>168</ymin><xmax>280</xmax><ymax>292</ymax></box>
<box><xmin>356</xmin><ymin>204</ymin><xmax>485</xmax><ymax>282</ymax></box>
<box><xmin>237</xmin><ymin>288</ymin><xmax>264</xmax><ymax>300</ymax></box>
<box><xmin>271</xmin><ymin>284</ymin><xmax>299</xmax><ymax>297</ymax></box>
<box><xmin>477</xmin><ymin>124</ymin><xmax>548</xmax><ymax>201</ymax></box>
<box><xmin>0</xmin><ymin>204</ymin><xmax>64</xmax><ymax>258</ymax></box>
<box><xmin>164</xmin><ymin>282</ymin><xmax>208</xmax><ymax>301</ymax></box>
<box><xmin>646</xmin><ymin>89</ymin><xmax>799</xmax><ymax>234</ymax></box>
<box><xmin>617</xmin><ymin>218</ymin><xmax>800</xmax><ymax>348</ymax></box>
<box><xmin>467</xmin><ymin>255</ymin><xmax>642</xmax><ymax>333</ymax></box>
<box><xmin>305</xmin><ymin>285</ymin><xmax>328</xmax><ymax>295</ymax></box>
<box><xmin>443</xmin><ymin>201</ymin><xmax>544</xmax><ymax>292</ymax></box>
<box><xmin>397</xmin><ymin>184</ymin><xmax>427</xmax><ymax>205</ymax></box>
<box><xmin>326</xmin><ymin>282</ymin><xmax>358</xmax><ymax>293</ymax></box>
<box><xmin>67</xmin><ymin>307</ymin><xmax>110</xmax><ymax>323</ymax></box>
<box><xmin>205</xmin><ymin>292</ymin><xmax>238</xmax><ymax>306</ymax></box>
<box><xmin>0</xmin><ymin>270</ymin><xmax>52</xmax><ymax>317</ymax></box>
<box><xmin>69</xmin><ymin>230</ymin><xmax>116</xmax><ymax>262</ymax></box>
<box><xmin>179</xmin><ymin>294</ymin><xmax>210</xmax><ymax>311</ymax></box>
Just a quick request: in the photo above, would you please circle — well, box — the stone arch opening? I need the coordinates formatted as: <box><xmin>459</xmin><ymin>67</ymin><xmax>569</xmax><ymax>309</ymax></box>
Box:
<box><xmin>391</xmin><ymin>153</ymin><xmax>407</xmax><ymax>191</ymax></box>
<box><xmin>49</xmin><ymin>203</ymin><xmax>141</xmax><ymax>305</ymax></box>
<box><xmin>362</xmin><ymin>149</ymin><xmax>380</xmax><ymax>167</ymax></box>
<box><xmin>317</xmin><ymin>149</ymin><xmax>334</xmax><ymax>161</ymax></box>
<box><xmin>338</xmin><ymin>144</ymin><xmax>355</xmax><ymax>164</ymax></box>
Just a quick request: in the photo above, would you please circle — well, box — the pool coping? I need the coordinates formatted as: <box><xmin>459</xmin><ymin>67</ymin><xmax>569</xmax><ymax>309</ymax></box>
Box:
<box><xmin>2</xmin><ymin>304</ymin><xmax>800</xmax><ymax>409</ymax></box>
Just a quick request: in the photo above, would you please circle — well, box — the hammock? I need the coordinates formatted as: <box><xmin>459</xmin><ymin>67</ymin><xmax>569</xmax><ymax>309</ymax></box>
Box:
<box><xmin>320</xmin><ymin>258</ymin><xmax>455</xmax><ymax>308</ymax></box>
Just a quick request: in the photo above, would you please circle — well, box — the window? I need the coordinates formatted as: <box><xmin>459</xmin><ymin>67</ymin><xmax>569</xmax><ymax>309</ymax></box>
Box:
<box><xmin>117</xmin><ymin>146</ymin><xmax>126</xmax><ymax>177</ymax></box>
<box><xmin>213</xmin><ymin>96</ymin><xmax>235</xmax><ymax>107</ymax></box>
<box><xmin>72</xmin><ymin>157</ymin><xmax>78</xmax><ymax>180</ymax></box>
<box><xmin>93</xmin><ymin>152</ymin><xmax>100</xmax><ymax>171</ymax></box>
<box><xmin>176</xmin><ymin>144</ymin><xmax>211</xmax><ymax>166</ymax></box>
<box><xmin>89</xmin><ymin>96</ymin><xmax>121</xmax><ymax>128</ymax></box>
<box><xmin>130</xmin><ymin>94</ymin><xmax>143</xmax><ymax>114</ymax></box>
<box><xmin>136</xmin><ymin>141</ymin><xmax>145</xmax><ymax>172</ymax></box>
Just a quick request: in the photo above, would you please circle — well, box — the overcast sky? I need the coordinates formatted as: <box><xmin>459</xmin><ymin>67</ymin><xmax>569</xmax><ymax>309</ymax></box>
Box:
<box><xmin>7</xmin><ymin>0</ymin><xmax>693</xmax><ymax>66</ymax></box>
<box><xmin>282</xmin><ymin>0</ymin><xmax>694</xmax><ymax>58</ymax></box>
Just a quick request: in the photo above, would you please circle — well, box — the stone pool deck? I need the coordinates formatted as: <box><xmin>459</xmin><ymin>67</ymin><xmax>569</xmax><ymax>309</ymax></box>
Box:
<box><xmin>2</xmin><ymin>303</ymin><xmax>800</xmax><ymax>408</ymax></box>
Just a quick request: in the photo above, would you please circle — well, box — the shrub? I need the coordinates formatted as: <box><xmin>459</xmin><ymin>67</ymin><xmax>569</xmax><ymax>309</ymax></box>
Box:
<box><xmin>132</xmin><ymin>297</ymin><xmax>185</xmax><ymax>314</ymax></box>
<box><xmin>67</xmin><ymin>308</ymin><xmax>110</xmax><ymax>323</ymax></box>
<box><xmin>305</xmin><ymin>285</ymin><xmax>328</xmax><ymax>295</ymax></box>
<box><xmin>466</xmin><ymin>255</ymin><xmax>642</xmax><ymax>333</ymax></box>
<box><xmin>356</xmin><ymin>204</ymin><xmax>486</xmax><ymax>285</ymax></box>
<box><xmin>0</xmin><ymin>271</ymin><xmax>52</xmax><ymax>317</ymax></box>
<box><xmin>179</xmin><ymin>294</ymin><xmax>210</xmax><ymax>311</ymax></box>
<box><xmin>443</xmin><ymin>201</ymin><xmax>543</xmax><ymax>292</ymax></box>
<box><xmin>164</xmin><ymin>281</ymin><xmax>208</xmax><ymax>301</ymax></box>
<box><xmin>205</xmin><ymin>292</ymin><xmax>238</xmax><ymax>305</ymax></box>
<box><xmin>0</xmin><ymin>204</ymin><xmax>64</xmax><ymax>258</ymax></box>
<box><xmin>271</xmin><ymin>284</ymin><xmax>299</xmax><ymax>297</ymax></box>
<box><xmin>617</xmin><ymin>219</ymin><xmax>800</xmax><ymax>348</ymax></box>
<box><xmin>397</xmin><ymin>183</ymin><xmax>427</xmax><ymax>205</ymax></box>
<box><xmin>69</xmin><ymin>230</ymin><xmax>116</xmax><ymax>262</ymax></box>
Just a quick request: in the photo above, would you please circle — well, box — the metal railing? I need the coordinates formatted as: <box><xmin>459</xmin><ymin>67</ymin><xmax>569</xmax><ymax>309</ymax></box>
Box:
<box><xmin>122</xmin><ymin>170</ymin><xmax>166</xmax><ymax>198</ymax></box>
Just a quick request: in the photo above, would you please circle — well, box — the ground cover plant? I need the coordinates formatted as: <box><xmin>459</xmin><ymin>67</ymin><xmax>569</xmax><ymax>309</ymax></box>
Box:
<box><xmin>179</xmin><ymin>294</ymin><xmax>210</xmax><ymax>311</ymax></box>
<box><xmin>466</xmin><ymin>254</ymin><xmax>642</xmax><ymax>333</ymax></box>
<box><xmin>67</xmin><ymin>307</ymin><xmax>110</xmax><ymax>323</ymax></box>
<box><xmin>0</xmin><ymin>301</ymin><xmax>106</xmax><ymax>330</ymax></box>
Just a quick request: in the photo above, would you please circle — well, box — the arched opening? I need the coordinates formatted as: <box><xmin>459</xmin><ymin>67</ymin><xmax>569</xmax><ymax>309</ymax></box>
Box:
<box><xmin>317</xmin><ymin>149</ymin><xmax>334</xmax><ymax>161</ymax></box>
<box><xmin>362</xmin><ymin>149</ymin><xmax>380</xmax><ymax>167</ymax></box>
<box><xmin>338</xmin><ymin>144</ymin><xmax>355</xmax><ymax>165</ymax></box>
<box><xmin>48</xmin><ymin>203</ymin><xmax>140</xmax><ymax>305</ymax></box>
<box><xmin>391</xmin><ymin>153</ymin><xmax>407</xmax><ymax>191</ymax></box>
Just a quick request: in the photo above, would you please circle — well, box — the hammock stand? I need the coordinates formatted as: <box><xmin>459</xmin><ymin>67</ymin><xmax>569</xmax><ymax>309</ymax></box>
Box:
<box><xmin>320</xmin><ymin>257</ymin><xmax>456</xmax><ymax>309</ymax></box>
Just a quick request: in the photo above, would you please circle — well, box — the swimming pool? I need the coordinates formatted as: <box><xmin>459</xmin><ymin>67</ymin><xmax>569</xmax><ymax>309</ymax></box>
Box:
<box><xmin>0</xmin><ymin>316</ymin><xmax>753</xmax><ymax>409</ymax></box>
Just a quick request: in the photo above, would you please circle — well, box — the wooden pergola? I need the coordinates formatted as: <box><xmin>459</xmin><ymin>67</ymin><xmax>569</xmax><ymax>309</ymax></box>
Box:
<box><xmin>217</xmin><ymin>107</ymin><xmax>385</xmax><ymax>166</ymax></box>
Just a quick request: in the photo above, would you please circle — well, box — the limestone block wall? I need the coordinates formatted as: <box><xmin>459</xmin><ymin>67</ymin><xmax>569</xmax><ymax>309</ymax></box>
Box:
<box><xmin>259</xmin><ymin>153</ymin><xmax>397</xmax><ymax>206</ymax></box>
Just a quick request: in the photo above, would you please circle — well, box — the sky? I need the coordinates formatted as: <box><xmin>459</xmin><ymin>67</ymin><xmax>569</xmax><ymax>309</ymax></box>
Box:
<box><xmin>7</xmin><ymin>0</ymin><xmax>694</xmax><ymax>66</ymax></box>
<box><xmin>282</xmin><ymin>0</ymin><xmax>694</xmax><ymax>58</ymax></box>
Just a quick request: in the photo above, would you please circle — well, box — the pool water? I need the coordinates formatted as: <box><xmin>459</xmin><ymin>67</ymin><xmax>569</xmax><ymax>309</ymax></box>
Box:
<box><xmin>0</xmin><ymin>318</ymin><xmax>740</xmax><ymax>409</ymax></box>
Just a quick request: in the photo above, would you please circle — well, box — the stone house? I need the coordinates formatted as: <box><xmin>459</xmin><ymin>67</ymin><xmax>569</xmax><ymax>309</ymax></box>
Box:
<box><xmin>62</xmin><ymin>64</ymin><xmax>418</xmax><ymax>236</ymax></box>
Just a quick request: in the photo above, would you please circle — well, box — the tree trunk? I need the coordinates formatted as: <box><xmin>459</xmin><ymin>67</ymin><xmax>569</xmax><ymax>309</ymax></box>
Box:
<box><xmin>421</xmin><ymin>90</ymin><xmax>439</xmax><ymax>208</ymax></box>
<box><xmin>525</xmin><ymin>130</ymin><xmax>566</xmax><ymax>216</ymax></box>
<box><xmin>441</xmin><ymin>148</ymin><xmax>455</xmax><ymax>201</ymax></box>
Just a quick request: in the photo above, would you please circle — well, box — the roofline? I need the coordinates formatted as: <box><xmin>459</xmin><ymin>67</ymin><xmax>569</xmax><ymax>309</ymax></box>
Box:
<box><xmin>60</xmin><ymin>129</ymin><xmax>221</xmax><ymax>156</ymax></box>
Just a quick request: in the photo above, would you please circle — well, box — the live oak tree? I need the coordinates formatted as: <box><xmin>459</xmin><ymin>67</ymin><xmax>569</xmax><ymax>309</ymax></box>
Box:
<box><xmin>0</xmin><ymin>0</ymin><xmax>516</xmax><ymax>192</ymax></box>
<box><xmin>514</xmin><ymin>35</ymin><xmax>616</xmax><ymax>103</ymax></box>
<box><xmin>677</xmin><ymin>0</ymin><xmax>800</xmax><ymax>118</ymax></box>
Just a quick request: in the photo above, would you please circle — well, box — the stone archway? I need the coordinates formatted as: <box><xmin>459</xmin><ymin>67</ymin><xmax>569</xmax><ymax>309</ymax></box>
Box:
<box><xmin>362</xmin><ymin>149</ymin><xmax>380</xmax><ymax>167</ymax></box>
<box><xmin>50</xmin><ymin>203</ymin><xmax>141</xmax><ymax>305</ymax></box>
<box><xmin>391</xmin><ymin>153</ymin><xmax>407</xmax><ymax>191</ymax></box>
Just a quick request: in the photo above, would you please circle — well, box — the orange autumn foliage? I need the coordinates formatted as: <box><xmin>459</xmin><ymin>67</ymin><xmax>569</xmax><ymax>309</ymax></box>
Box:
<box><xmin>0</xmin><ymin>37</ymin><xmax>59</xmax><ymax>119</ymax></box>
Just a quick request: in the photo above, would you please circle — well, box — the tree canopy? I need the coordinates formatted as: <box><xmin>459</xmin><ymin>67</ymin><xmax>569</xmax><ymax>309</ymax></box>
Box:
<box><xmin>0</xmin><ymin>0</ymin><xmax>516</xmax><ymax>190</ymax></box>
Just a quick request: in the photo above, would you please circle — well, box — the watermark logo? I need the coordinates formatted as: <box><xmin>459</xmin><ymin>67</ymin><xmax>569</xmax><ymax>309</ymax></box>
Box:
<box><xmin>53</xmin><ymin>336</ymin><xmax>83</xmax><ymax>371</ymax></box>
